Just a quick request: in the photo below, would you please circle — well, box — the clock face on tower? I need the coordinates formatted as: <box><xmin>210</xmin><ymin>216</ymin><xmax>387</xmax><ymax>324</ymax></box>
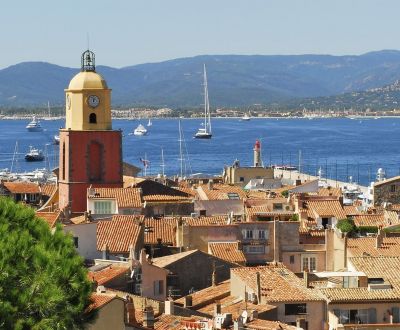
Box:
<box><xmin>87</xmin><ymin>95</ymin><xmax>100</xmax><ymax>108</ymax></box>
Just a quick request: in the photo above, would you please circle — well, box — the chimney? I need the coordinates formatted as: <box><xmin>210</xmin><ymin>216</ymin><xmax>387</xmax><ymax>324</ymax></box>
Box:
<box><xmin>296</xmin><ymin>318</ymin><xmax>307</xmax><ymax>329</ymax></box>
<box><xmin>165</xmin><ymin>299</ymin><xmax>175</xmax><ymax>315</ymax></box>
<box><xmin>250</xmin><ymin>310</ymin><xmax>258</xmax><ymax>321</ymax></box>
<box><xmin>222</xmin><ymin>313</ymin><xmax>233</xmax><ymax>327</ymax></box>
<box><xmin>212</xmin><ymin>270</ymin><xmax>217</xmax><ymax>287</ymax></box>
<box><xmin>102</xmin><ymin>244</ymin><xmax>109</xmax><ymax>260</ymax></box>
<box><xmin>183</xmin><ymin>295</ymin><xmax>192</xmax><ymax>308</ymax></box>
<box><xmin>208</xmin><ymin>179</ymin><xmax>213</xmax><ymax>190</ymax></box>
<box><xmin>376</xmin><ymin>228</ymin><xmax>384</xmax><ymax>249</ymax></box>
<box><xmin>97</xmin><ymin>285</ymin><xmax>106</xmax><ymax>293</ymax></box>
<box><xmin>253</xmin><ymin>140</ymin><xmax>261</xmax><ymax>167</ymax></box>
<box><xmin>84</xmin><ymin>211</ymin><xmax>88</xmax><ymax>222</ymax></box>
<box><xmin>125</xmin><ymin>296</ymin><xmax>137</xmax><ymax>325</ymax></box>
<box><xmin>214</xmin><ymin>301</ymin><xmax>221</xmax><ymax>315</ymax></box>
<box><xmin>303</xmin><ymin>270</ymin><xmax>310</xmax><ymax>288</ymax></box>
<box><xmin>142</xmin><ymin>306</ymin><xmax>155</xmax><ymax>329</ymax></box>
<box><xmin>234</xmin><ymin>320</ymin><xmax>245</xmax><ymax>330</ymax></box>
<box><xmin>256</xmin><ymin>272</ymin><xmax>261</xmax><ymax>304</ymax></box>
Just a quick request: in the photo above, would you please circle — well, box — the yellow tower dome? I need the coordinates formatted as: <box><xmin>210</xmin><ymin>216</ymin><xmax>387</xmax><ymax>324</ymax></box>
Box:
<box><xmin>64</xmin><ymin>50</ymin><xmax>112</xmax><ymax>130</ymax></box>
<box><xmin>68</xmin><ymin>71</ymin><xmax>108</xmax><ymax>90</ymax></box>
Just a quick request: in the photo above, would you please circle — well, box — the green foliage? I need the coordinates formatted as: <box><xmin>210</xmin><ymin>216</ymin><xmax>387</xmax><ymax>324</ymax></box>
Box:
<box><xmin>358</xmin><ymin>226</ymin><xmax>379</xmax><ymax>235</ymax></box>
<box><xmin>290</xmin><ymin>214</ymin><xmax>299</xmax><ymax>221</ymax></box>
<box><xmin>0</xmin><ymin>198</ymin><xmax>94</xmax><ymax>329</ymax></box>
<box><xmin>281</xmin><ymin>190</ymin><xmax>289</xmax><ymax>198</ymax></box>
<box><xmin>336</xmin><ymin>218</ymin><xmax>356</xmax><ymax>234</ymax></box>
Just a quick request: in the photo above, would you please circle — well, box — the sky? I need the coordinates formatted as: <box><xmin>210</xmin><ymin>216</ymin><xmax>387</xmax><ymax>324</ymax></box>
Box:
<box><xmin>1</xmin><ymin>0</ymin><xmax>400</xmax><ymax>69</ymax></box>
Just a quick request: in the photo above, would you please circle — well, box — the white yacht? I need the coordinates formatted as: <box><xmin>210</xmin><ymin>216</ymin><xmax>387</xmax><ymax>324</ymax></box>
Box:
<box><xmin>26</xmin><ymin>116</ymin><xmax>43</xmax><ymax>132</ymax></box>
<box><xmin>194</xmin><ymin>64</ymin><xmax>212</xmax><ymax>139</ymax></box>
<box><xmin>134</xmin><ymin>124</ymin><xmax>148</xmax><ymax>136</ymax></box>
<box><xmin>147</xmin><ymin>119</ymin><xmax>153</xmax><ymax>127</ymax></box>
<box><xmin>242</xmin><ymin>112</ymin><xmax>251</xmax><ymax>121</ymax></box>
<box><xmin>25</xmin><ymin>146</ymin><xmax>44</xmax><ymax>162</ymax></box>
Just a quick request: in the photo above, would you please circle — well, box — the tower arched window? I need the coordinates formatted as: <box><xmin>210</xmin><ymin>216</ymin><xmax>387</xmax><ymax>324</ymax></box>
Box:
<box><xmin>89</xmin><ymin>113</ymin><xmax>97</xmax><ymax>124</ymax></box>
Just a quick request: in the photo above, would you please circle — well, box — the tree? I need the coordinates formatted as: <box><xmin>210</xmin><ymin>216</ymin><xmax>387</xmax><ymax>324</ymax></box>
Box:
<box><xmin>0</xmin><ymin>197</ymin><xmax>94</xmax><ymax>329</ymax></box>
<box><xmin>336</xmin><ymin>218</ymin><xmax>356</xmax><ymax>234</ymax></box>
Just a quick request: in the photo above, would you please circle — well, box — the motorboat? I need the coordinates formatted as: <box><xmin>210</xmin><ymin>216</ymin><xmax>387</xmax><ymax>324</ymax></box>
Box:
<box><xmin>54</xmin><ymin>135</ymin><xmax>60</xmax><ymax>145</ymax></box>
<box><xmin>25</xmin><ymin>146</ymin><xmax>44</xmax><ymax>162</ymax></box>
<box><xmin>194</xmin><ymin>64</ymin><xmax>212</xmax><ymax>139</ymax></box>
<box><xmin>134</xmin><ymin>124</ymin><xmax>148</xmax><ymax>136</ymax></box>
<box><xmin>242</xmin><ymin>112</ymin><xmax>251</xmax><ymax>121</ymax></box>
<box><xmin>26</xmin><ymin>116</ymin><xmax>43</xmax><ymax>132</ymax></box>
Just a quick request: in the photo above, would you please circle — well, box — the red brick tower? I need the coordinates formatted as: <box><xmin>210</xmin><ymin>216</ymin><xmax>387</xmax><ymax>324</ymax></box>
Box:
<box><xmin>59</xmin><ymin>50</ymin><xmax>123</xmax><ymax>213</ymax></box>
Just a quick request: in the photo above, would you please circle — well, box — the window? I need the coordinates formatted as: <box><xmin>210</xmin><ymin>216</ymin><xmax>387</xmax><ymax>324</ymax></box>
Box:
<box><xmin>290</xmin><ymin>255</ymin><xmax>295</xmax><ymax>264</ymax></box>
<box><xmin>301</xmin><ymin>256</ymin><xmax>317</xmax><ymax>272</ymax></box>
<box><xmin>334</xmin><ymin>308</ymin><xmax>375</xmax><ymax>324</ymax></box>
<box><xmin>285</xmin><ymin>303</ymin><xmax>307</xmax><ymax>315</ymax></box>
<box><xmin>391</xmin><ymin>185</ymin><xmax>396</xmax><ymax>193</ymax></box>
<box><xmin>239</xmin><ymin>177</ymin><xmax>244</xmax><ymax>182</ymax></box>
<box><xmin>73</xmin><ymin>237</ymin><xmax>79</xmax><ymax>248</ymax></box>
<box><xmin>227</xmin><ymin>193</ymin><xmax>240</xmax><ymax>200</ymax></box>
<box><xmin>243</xmin><ymin>229</ymin><xmax>253</xmax><ymax>239</ymax></box>
<box><xmin>94</xmin><ymin>201</ymin><xmax>113</xmax><ymax>214</ymax></box>
<box><xmin>273</xmin><ymin>203</ymin><xmax>283</xmax><ymax>210</ymax></box>
<box><xmin>153</xmin><ymin>280</ymin><xmax>164</xmax><ymax>295</ymax></box>
<box><xmin>199</xmin><ymin>209</ymin><xmax>207</xmax><ymax>216</ymax></box>
<box><xmin>89</xmin><ymin>113</ymin><xmax>97</xmax><ymax>124</ymax></box>
<box><xmin>243</xmin><ymin>245</ymin><xmax>265</xmax><ymax>254</ymax></box>
<box><xmin>258</xmin><ymin>230</ymin><xmax>266</xmax><ymax>239</ymax></box>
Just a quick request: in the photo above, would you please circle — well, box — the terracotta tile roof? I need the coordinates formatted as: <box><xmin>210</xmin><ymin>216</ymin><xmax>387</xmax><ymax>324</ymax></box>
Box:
<box><xmin>306</xmin><ymin>200</ymin><xmax>346</xmax><ymax>220</ymax></box>
<box><xmin>156</xmin><ymin>315</ymin><xmax>206</xmax><ymax>330</ymax></box>
<box><xmin>175</xmin><ymin>186</ymin><xmax>197</xmax><ymax>197</ymax></box>
<box><xmin>373</xmin><ymin>176</ymin><xmax>400</xmax><ymax>187</ymax></box>
<box><xmin>390</xmin><ymin>204</ymin><xmax>400</xmax><ymax>211</ymax></box>
<box><xmin>319</xmin><ymin>286</ymin><xmax>399</xmax><ymax>302</ymax></box>
<box><xmin>324</xmin><ymin>257</ymin><xmax>400</xmax><ymax>302</ymax></box>
<box><xmin>352</xmin><ymin>213</ymin><xmax>385</xmax><ymax>227</ymax></box>
<box><xmin>183</xmin><ymin>215</ymin><xmax>229</xmax><ymax>226</ymax></box>
<box><xmin>144</xmin><ymin>217</ymin><xmax>177</xmax><ymax>246</ymax></box>
<box><xmin>175</xmin><ymin>280</ymin><xmax>231</xmax><ymax>308</ymax></box>
<box><xmin>143</xmin><ymin>194</ymin><xmax>192</xmax><ymax>202</ymax></box>
<box><xmin>318</xmin><ymin>187</ymin><xmax>342</xmax><ymax>197</ymax></box>
<box><xmin>87</xmin><ymin>293</ymin><xmax>117</xmax><ymax>312</ymax></box>
<box><xmin>152</xmin><ymin>250</ymin><xmax>198</xmax><ymax>268</ymax></box>
<box><xmin>245</xmin><ymin>319</ymin><xmax>297</xmax><ymax>330</ymax></box>
<box><xmin>196</xmin><ymin>295</ymin><xmax>276</xmax><ymax>320</ymax></box>
<box><xmin>88</xmin><ymin>265</ymin><xmax>129</xmax><ymax>285</ymax></box>
<box><xmin>246</xmin><ymin>205</ymin><xmax>294</xmax><ymax>220</ymax></box>
<box><xmin>198</xmin><ymin>184</ymin><xmax>247</xmax><ymax>200</ymax></box>
<box><xmin>40</xmin><ymin>183</ymin><xmax>57</xmax><ymax>197</ymax></box>
<box><xmin>343</xmin><ymin>205</ymin><xmax>361</xmax><ymax>216</ymax></box>
<box><xmin>231</xmin><ymin>265</ymin><xmax>323</xmax><ymax>302</ymax></box>
<box><xmin>36</xmin><ymin>211</ymin><xmax>61</xmax><ymax>228</ymax></box>
<box><xmin>3</xmin><ymin>181</ymin><xmax>40</xmax><ymax>194</ymax></box>
<box><xmin>209</xmin><ymin>242</ymin><xmax>246</xmax><ymax>265</ymax></box>
<box><xmin>123</xmin><ymin>176</ymin><xmax>145</xmax><ymax>188</ymax></box>
<box><xmin>298</xmin><ymin>228</ymin><xmax>325</xmax><ymax>237</ymax></box>
<box><xmin>97</xmin><ymin>215</ymin><xmax>143</xmax><ymax>253</ymax></box>
<box><xmin>347</xmin><ymin>237</ymin><xmax>400</xmax><ymax>257</ymax></box>
<box><xmin>88</xmin><ymin>187</ymin><xmax>143</xmax><ymax>208</ymax></box>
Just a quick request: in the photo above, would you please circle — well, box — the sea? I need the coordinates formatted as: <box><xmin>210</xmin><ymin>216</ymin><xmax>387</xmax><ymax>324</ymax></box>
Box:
<box><xmin>1</xmin><ymin>117</ymin><xmax>400</xmax><ymax>187</ymax></box>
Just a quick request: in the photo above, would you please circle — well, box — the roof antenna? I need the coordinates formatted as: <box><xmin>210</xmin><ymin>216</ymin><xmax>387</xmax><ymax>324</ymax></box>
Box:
<box><xmin>87</xmin><ymin>32</ymin><xmax>90</xmax><ymax>51</ymax></box>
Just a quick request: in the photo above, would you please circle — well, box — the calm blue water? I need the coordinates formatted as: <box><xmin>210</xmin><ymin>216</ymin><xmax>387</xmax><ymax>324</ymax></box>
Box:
<box><xmin>1</xmin><ymin>117</ymin><xmax>400</xmax><ymax>186</ymax></box>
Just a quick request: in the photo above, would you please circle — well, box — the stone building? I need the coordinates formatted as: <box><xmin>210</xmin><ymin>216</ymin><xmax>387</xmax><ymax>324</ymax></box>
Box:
<box><xmin>373</xmin><ymin>176</ymin><xmax>400</xmax><ymax>206</ymax></box>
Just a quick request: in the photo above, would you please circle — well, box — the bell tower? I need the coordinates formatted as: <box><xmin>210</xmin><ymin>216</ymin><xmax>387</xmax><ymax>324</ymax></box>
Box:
<box><xmin>59</xmin><ymin>50</ymin><xmax>123</xmax><ymax>213</ymax></box>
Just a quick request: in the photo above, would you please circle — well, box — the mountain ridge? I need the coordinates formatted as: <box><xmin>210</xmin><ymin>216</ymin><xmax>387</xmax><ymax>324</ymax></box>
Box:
<box><xmin>2</xmin><ymin>50</ymin><xmax>400</xmax><ymax>107</ymax></box>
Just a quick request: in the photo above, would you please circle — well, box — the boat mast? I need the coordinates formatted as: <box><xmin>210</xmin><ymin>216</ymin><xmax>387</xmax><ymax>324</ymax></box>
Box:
<box><xmin>10</xmin><ymin>141</ymin><xmax>18</xmax><ymax>173</ymax></box>
<box><xmin>47</xmin><ymin>101</ymin><xmax>51</xmax><ymax>119</ymax></box>
<box><xmin>203</xmin><ymin>64</ymin><xmax>211</xmax><ymax>134</ymax></box>
<box><xmin>178</xmin><ymin>120</ymin><xmax>184</xmax><ymax>179</ymax></box>
<box><xmin>160</xmin><ymin>148</ymin><xmax>165</xmax><ymax>177</ymax></box>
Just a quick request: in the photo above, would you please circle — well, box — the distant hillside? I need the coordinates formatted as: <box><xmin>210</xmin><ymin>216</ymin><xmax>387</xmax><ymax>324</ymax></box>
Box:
<box><xmin>2</xmin><ymin>50</ymin><xmax>400</xmax><ymax>107</ymax></box>
<box><xmin>278</xmin><ymin>80</ymin><xmax>400</xmax><ymax>111</ymax></box>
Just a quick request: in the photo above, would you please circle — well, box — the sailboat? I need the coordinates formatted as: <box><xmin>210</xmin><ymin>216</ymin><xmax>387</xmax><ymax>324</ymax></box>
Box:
<box><xmin>194</xmin><ymin>64</ymin><xmax>212</xmax><ymax>139</ymax></box>
<box><xmin>147</xmin><ymin>118</ymin><xmax>152</xmax><ymax>127</ymax></box>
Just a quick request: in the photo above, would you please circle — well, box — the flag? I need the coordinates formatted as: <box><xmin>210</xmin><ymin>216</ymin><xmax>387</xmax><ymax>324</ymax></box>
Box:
<box><xmin>140</xmin><ymin>158</ymin><xmax>150</xmax><ymax>168</ymax></box>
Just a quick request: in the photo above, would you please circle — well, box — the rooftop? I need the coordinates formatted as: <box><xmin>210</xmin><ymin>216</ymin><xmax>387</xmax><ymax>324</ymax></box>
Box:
<box><xmin>97</xmin><ymin>215</ymin><xmax>143</xmax><ymax>253</ymax></box>
<box><xmin>3</xmin><ymin>181</ymin><xmax>40</xmax><ymax>194</ymax></box>
<box><xmin>88</xmin><ymin>187</ymin><xmax>142</xmax><ymax>208</ymax></box>
<box><xmin>347</xmin><ymin>237</ymin><xmax>400</xmax><ymax>257</ymax></box>
<box><xmin>209</xmin><ymin>242</ymin><xmax>246</xmax><ymax>265</ymax></box>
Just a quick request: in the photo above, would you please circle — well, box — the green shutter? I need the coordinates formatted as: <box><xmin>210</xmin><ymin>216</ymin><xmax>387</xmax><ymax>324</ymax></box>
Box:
<box><xmin>368</xmin><ymin>308</ymin><xmax>377</xmax><ymax>323</ymax></box>
<box><xmin>392</xmin><ymin>307</ymin><xmax>400</xmax><ymax>323</ymax></box>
